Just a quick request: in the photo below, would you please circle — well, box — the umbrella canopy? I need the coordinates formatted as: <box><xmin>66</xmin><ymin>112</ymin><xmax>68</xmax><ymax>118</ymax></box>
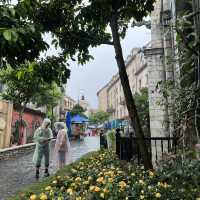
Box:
<box><xmin>88</xmin><ymin>125</ymin><xmax>97</xmax><ymax>129</ymax></box>
<box><xmin>97</xmin><ymin>124</ymin><xmax>104</xmax><ymax>128</ymax></box>
<box><xmin>71</xmin><ymin>114</ymin><xmax>89</xmax><ymax>124</ymax></box>
<box><xmin>66</xmin><ymin>112</ymin><xmax>72</xmax><ymax>137</ymax></box>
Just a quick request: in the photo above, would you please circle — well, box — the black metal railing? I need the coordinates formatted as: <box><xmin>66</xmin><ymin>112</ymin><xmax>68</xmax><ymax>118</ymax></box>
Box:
<box><xmin>100</xmin><ymin>132</ymin><xmax>107</xmax><ymax>149</ymax></box>
<box><xmin>116</xmin><ymin>129</ymin><xmax>177</xmax><ymax>164</ymax></box>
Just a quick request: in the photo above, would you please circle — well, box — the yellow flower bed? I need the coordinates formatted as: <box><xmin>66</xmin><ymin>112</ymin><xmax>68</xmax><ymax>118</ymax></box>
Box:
<box><xmin>13</xmin><ymin>150</ymin><xmax>200</xmax><ymax>200</ymax></box>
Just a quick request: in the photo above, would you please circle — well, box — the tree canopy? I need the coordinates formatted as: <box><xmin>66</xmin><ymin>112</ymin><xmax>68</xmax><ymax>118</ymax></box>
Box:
<box><xmin>0</xmin><ymin>1</ymin><xmax>70</xmax><ymax>84</ymax></box>
<box><xmin>70</xmin><ymin>104</ymin><xmax>86</xmax><ymax>117</ymax></box>
<box><xmin>89</xmin><ymin>111</ymin><xmax>109</xmax><ymax>125</ymax></box>
<box><xmin>0</xmin><ymin>62</ymin><xmax>64</xmax><ymax>109</ymax></box>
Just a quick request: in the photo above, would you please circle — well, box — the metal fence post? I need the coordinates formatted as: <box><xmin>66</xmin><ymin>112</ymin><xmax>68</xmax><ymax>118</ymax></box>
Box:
<box><xmin>116</xmin><ymin>128</ymin><xmax>120</xmax><ymax>158</ymax></box>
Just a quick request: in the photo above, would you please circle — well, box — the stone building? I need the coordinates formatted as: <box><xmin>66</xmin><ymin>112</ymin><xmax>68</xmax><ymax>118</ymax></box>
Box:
<box><xmin>78</xmin><ymin>95</ymin><xmax>89</xmax><ymax>111</ymax></box>
<box><xmin>97</xmin><ymin>46</ymin><xmax>149</xmax><ymax>120</ymax></box>
<box><xmin>56</xmin><ymin>95</ymin><xmax>76</xmax><ymax>121</ymax></box>
<box><xmin>97</xmin><ymin>83</ymin><xmax>110</xmax><ymax>113</ymax></box>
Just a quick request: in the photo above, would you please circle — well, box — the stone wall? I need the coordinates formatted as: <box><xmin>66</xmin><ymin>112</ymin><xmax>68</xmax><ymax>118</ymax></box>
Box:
<box><xmin>0</xmin><ymin>143</ymin><xmax>35</xmax><ymax>161</ymax></box>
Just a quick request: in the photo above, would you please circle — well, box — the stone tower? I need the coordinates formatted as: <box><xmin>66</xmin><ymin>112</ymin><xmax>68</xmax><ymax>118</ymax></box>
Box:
<box><xmin>144</xmin><ymin>0</ymin><xmax>172</xmax><ymax>138</ymax></box>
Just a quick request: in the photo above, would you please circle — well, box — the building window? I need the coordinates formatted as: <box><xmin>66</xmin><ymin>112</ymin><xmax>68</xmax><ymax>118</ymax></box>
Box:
<box><xmin>139</xmin><ymin>79</ymin><xmax>142</xmax><ymax>89</ymax></box>
<box><xmin>146</xmin><ymin>74</ymin><xmax>148</xmax><ymax>84</ymax></box>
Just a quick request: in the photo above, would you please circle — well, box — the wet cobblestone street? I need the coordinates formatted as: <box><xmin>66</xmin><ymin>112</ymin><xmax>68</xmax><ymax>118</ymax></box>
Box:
<box><xmin>0</xmin><ymin>136</ymin><xmax>100</xmax><ymax>200</ymax></box>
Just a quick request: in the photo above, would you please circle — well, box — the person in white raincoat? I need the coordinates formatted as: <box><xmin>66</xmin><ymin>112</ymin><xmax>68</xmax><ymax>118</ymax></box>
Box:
<box><xmin>54</xmin><ymin>122</ymin><xmax>72</xmax><ymax>169</ymax></box>
<box><xmin>33</xmin><ymin>118</ymin><xmax>53</xmax><ymax>179</ymax></box>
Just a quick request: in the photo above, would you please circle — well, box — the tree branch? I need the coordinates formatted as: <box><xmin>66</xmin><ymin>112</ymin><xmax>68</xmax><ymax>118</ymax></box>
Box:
<box><xmin>67</xmin><ymin>32</ymin><xmax>114</xmax><ymax>46</ymax></box>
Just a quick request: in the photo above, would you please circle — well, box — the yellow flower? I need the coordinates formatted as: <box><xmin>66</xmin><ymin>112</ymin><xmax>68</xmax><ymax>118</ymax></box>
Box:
<box><xmin>88</xmin><ymin>176</ymin><xmax>93</xmax><ymax>181</ymax></box>
<box><xmin>71</xmin><ymin>169</ymin><xmax>77</xmax><ymax>173</ymax></box>
<box><xmin>100</xmin><ymin>192</ymin><xmax>105</xmax><ymax>199</ymax></box>
<box><xmin>155</xmin><ymin>192</ymin><xmax>161</xmax><ymax>198</ymax></box>
<box><xmin>30</xmin><ymin>194</ymin><xmax>37</xmax><ymax>200</ymax></box>
<box><xmin>83</xmin><ymin>181</ymin><xmax>89</xmax><ymax>185</ymax></box>
<box><xmin>49</xmin><ymin>190</ymin><xmax>54</xmax><ymax>196</ymax></box>
<box><xmin>140</xmin><ymin>195</ymin><xmax>145</xmax><ymax>199</ymax></box>
<box><xmin>89</xmin><ymin>186</ymin><xmax>95</xmax><ymax>191</ymax></box>
<box><xmin>94</xmin><ymin>186</ymin><xmax>101</xmax><ymax>192</ymax></box>
<box><xmin>57</xmin><ymin>176</ymin><xmax>61</xmax><ymax>179</ymax></box>
<box><xmin>147</xmin><ymin>185</ymin><xmax>152</xmax><ymax>190</ymax></box>
<box><xmin>139</xmin><ymin>180</ymin><xmax>145</xmax><ymax>185</ymax></box>
<box><xmin>76</xmin><ymin>197</ymin><xmax>82</xmax><ymax>200</ymax></box>
<box><xmin>80</xmin><ymin>167</ymin><xmax>85</xmax><ymax>170</ymax></box>
<box><xmin>149</xmin><ymin>171</ymin><xmax>154</xmax><ymax>177</ymax></box>
<box><xmin>67</xmin><ymin>188</ymin><xmax>73</xmax><ymax>195</ymax></box>
<box><xmin>52</xmin><ymin>180</ymin><xmax>57</xmax><ymax>184</ymax></box>
<box><xmin>108</xmin><ymin>178</ymin><xmax>114</xmax><ymax>183</ymax></box>
<box><xmin>103</xmin><ymin>188</ymin><xmax>109</xmax><ymax>193</ymax></box>
<box><xmin>40</xmin><ymin>193</ymin><xmax>48</xmax><ymax>200</ymax></box>
<box><xmin>119</xmin><ymin>181</ymin><xmax>127</xmax><ymax>188</ymax></box>
<box><xmin>98</xmin><ymin>172</ymin><xmax>103</xmax><ymax>176</ymax></box>
<box><xmin>45</xmin><ymin>186</ymin><xmax>52</xmax><ymax>191</ymax></box>
<box><xmin>75</xmin><ymin>177</ymin><xmax>81</xmax><ymax>182</ymax></box>
<box><xmin>163</xmin><ymin>182</ymin><xmax>169</xmax><ymax>188</ymax></box>
<box><xmin>71</xmin><ymin>183</ymin><xmax>76</xmax><ymax>187</ymax></box>
<box><xmin>96</xmin><ymin>177</ymin><xmax>104</xmax><ymax>183</ymax></box>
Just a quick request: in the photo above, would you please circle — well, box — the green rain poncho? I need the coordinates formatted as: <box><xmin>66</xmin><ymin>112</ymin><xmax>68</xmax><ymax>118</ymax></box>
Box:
<box><xmin>33</xmin><ymin>119</ymin><xmax>53</xmax><ymax>167</ymax></box>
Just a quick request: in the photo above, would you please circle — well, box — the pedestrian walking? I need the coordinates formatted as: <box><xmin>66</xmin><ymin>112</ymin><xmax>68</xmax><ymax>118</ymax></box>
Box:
<box><xmin>54</xmin><ymin>122</ymin><xmax>72</xmax><ymax>169</ymax></box>
<box><xmin>33</xmin><ymin>118</ymin><xmax>53</xmax><ymax>179</ymax></box>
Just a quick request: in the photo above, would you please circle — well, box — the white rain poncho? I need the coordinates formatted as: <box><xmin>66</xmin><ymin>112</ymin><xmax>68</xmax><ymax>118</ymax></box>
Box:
<box><xmin>53</xmin><ymin>122</ymin><xmax>72</xmax><ymax>167</ymax></box>
<box><xmin>32</xmin><ymin>118</ymin><xmax>53</xmax><ymax>167</ymax></box>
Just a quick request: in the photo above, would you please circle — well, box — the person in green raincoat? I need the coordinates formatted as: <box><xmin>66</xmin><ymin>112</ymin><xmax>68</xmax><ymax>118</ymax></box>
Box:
<box><xmin>33</xmin><ymin>118</ymin><xmax>53</xmax><ymax>179</ymax></box>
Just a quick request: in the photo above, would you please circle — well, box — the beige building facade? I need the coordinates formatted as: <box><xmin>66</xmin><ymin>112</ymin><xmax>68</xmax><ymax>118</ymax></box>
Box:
<box><xmin>97</xmin><ymin>46</ymin><xmax>149</xmax><ymax>121</ymax></box>
<box><xmin>59</xmin><ymin>95</ymin><xmax>76</xmax><ymax>120</ymax></box>
<box><xmin>0</xmin><ymin>100</ymin><xmax>13</xmax><ymax>149</ymax></box>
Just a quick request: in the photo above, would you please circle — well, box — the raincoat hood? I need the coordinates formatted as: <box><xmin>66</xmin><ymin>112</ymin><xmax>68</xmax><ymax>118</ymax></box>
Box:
<box><xmin>54</xmin><ymin>122</ymin><xmax>67</xmax><ymax>131</ymax></box>
<box><xmin>41</xmin><ymin>118</ymin><xmax>51</xmax><ymax>129</ymax></box>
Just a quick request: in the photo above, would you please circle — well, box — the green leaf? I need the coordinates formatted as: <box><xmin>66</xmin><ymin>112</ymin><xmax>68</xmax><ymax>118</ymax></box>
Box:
<box><xmin>9</xmin><ymin>8</ymin><xmax>15</xmax><ymax>17</ymax></box>
<box><xmin>16</xmin><ymin>71</ymin><xmax>22</xmax><ymax>80</ymax></box>
<box><xmin>11</xmin><ymin>30</ymin><xmax>19</xmax><ymax>42</ymax></box>
<box><xmin>3</xmin><ymin>29</ymin><xmax>12</xmax><ymax>41</ymax></box>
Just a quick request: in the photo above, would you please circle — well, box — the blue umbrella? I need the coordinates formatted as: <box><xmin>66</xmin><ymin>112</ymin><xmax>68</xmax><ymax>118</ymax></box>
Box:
<box><xmin>66</xmin><ymin>112</ymin><xmax>72</xmax><ymax>137</ymax></box>
<box><xmin>71</xmin><ymin>114</ymin><xmax>89</xmax><ymax>124</ymax></box>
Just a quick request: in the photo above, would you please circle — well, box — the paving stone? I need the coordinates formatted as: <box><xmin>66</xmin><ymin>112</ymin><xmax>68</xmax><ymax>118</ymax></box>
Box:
<box><xmin>0</xmin><ymin>136</ymin><xmax>100</xmax><ymax>200</ymax></box>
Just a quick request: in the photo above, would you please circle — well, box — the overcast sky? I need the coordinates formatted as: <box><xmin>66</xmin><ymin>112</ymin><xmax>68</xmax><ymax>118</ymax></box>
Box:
<box><xmin>43</xmin><ymin>26</ymin><xmax>150</xmax><ymax>109</ymax></box>
<box><xmin>65</xmin><ymin>26</ymin><xmax>150</xmax><ymax>109</ymax></box>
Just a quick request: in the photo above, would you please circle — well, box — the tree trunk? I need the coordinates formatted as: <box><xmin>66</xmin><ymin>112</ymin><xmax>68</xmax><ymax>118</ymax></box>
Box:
<box><xmin>110</xmin><ymin>13</ymin><xmax>153</xmax><ymax>170</ymax></box>
<box><xmin>51</xmin><ymin>105</ymin><xmax>54</xmax><ymax>129</ymax></box>
<box><xmin>18</xmin><ymin>105</ymin><xmax>25</xmax><ymax>145</ymax></box>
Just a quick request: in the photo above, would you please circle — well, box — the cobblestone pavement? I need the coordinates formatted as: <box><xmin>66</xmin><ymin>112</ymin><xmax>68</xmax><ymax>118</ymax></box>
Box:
<box><xmin>0</xmin><ymin>136</ymin><xmax>100</xmax><ymax>200</ymax></box>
